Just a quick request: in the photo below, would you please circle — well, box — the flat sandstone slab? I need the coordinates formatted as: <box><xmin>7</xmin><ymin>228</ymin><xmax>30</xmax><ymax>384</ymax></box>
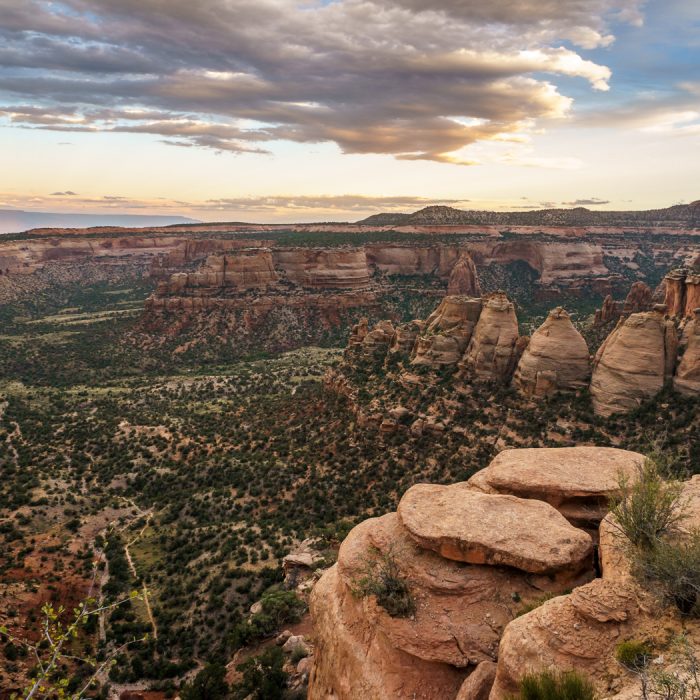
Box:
<box><xmin>397</xmin><ymin>484</ymin><xmax>592</xmax><ymax>574</ymax></box>
<box><xmin>470</xmin><ymin>447</ymin><xmax>643</xmax><ymax>502</ymax></box>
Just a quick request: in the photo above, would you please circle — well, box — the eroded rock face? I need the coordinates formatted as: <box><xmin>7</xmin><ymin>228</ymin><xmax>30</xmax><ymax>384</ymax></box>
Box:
<box><xmin>674</xmin><ymin>310</ymin><xmax>700</xmax><ymax>395</ymax></box>
<box><xmin>664</xmin><ymin>269</ymin><xmax>700</xmax><ymax>318</ymax></box>
<box><xmin>489</xmin><ymin>478</ymin><xmax>700</xmax><ymax>700</ymax></box>
<box><xmin>622</xmin><ymin>281</ymin><xmax>653</xmax><ymax>314</ymax></box>
<box><xmin>467</xmin><ymin>447</ymin><xmax>644</xmax><ymax>526</ymax></box>
<box><xmin>388</xmin><ymin>320</ymin><xmax>423</xmax><ymax>357</ymax></box>
<box><xmin>513</xmin><ymin>308</ymin><xmax>590</xmax><ymax>397</ymax></box>
<box><xmin>448</xmin><ymin>255</ymin><xmax>481</xmax><ymax>296</ymax></box>
<box><xmin>590</xmin><ymin>310</ymin><xmax>678</xmax><ymax>416</ymax></box>
<box><xmin>594</xmin><ymin>294</ymin><xmax>621</xmax><ymax>326</ymax></box>
<box><xmin>397</xmin><ymin>483</ymin><xmax>593</xmax><ymax>575</ymax></box>
<box><xmin>411</xmin><ymin>296</ymin><xmax>482</xmax><ymax>367</ymax></box>
<box><xmin>309</xmin><ymin>501</ymin><xmax>589</xmax><ymax>700</ymax></box>
<box><xmin>361</xmin><ymin>320</ymin><xmax>396</xmax><ymax>360</ymax></box>
<box><xmin>459</xmin><ymin>293</ymin><xmax>520</xmax><ymax>382</ymax></box>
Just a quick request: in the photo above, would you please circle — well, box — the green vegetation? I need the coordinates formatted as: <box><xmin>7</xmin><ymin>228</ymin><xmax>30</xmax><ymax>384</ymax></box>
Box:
<box><xmin>180</xmin><ymin>663</ymin><xmax>229</xmax><ymax>700</ymax></box>
<box><xmin>615</xmin><ymin>640</ymin><xmax>652</xmax><ymax>671</ymax></box>
<box><xmin>509</xmin><ymin>669</ymin><xmax>597</xmax><ymax>700</ymax></box>
<box><xmin>351</xmin><ymin>548</ymin><xmax>415</xmax><ymax>618</ymax></box>
<box><xmin>233</xmin><ymin>646</ymin><xmax>288</xmax><ymax>700</ymax></box>
<box><xmin>609</xmin><ymin>459</ymin><xmax>687</xmax><ymax>549</ymax></box>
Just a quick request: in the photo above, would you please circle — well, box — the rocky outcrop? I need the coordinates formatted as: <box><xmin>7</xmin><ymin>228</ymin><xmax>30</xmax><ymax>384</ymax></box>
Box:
<box><xmin>273</xmin><ymin>248</ymin><xmax>371</xmax><ymax>289</ymax></box>
<box><xmin>459</xmin><ymin>293</ymin><xmax>520</xmax><ymax>382</ymax></box>
<box><xmin>490</xmin><ymin>476</ymin><xmax>700</xmax><ymax>699</ymax></box>
<box><xmin>594</xmin><ymin>294</ymin><xmax>621</xmax><ymax>326</ymax></box>
<box><xmin>309</xmin><ymin>500</ymin><xmax>591</xmax><ymax>700</ymax></box>
<box><xmin>397</xmin><ymin>483</ymin><xmax>592</xmax><ymax>575</ymax></box>
<box><xmin>388</xmin><ymin>320</ymin><xmax>424</xmax><ymax>357</ymax></box>
<box><xmin>411</xmin><ymin>296</ymin><xmax>482</xmax><ymax>367</ymax></box>
<box><xmin>360</xmin><ymin>320</ymin><xmax>396</xmax><ymax>360</ymax></box>
<box><xmin>308</xmin><ymin>447</ymin><xmax>648</xmax><ymax>700</ymax></box>
<box><xmin>467</xmin><ymin>447</ymin><xmax>644</xmax><ymax>526</ymax></box>
<box><xmin>447</xmin><ymin>255</ymin><xmax>481</xmax><ymax>296</ymax></box>
<box><xmin>674</xmin><ymin>309</ymin><xmax>700</xmax><ymax>395</ymax></box>
<box><xmin>622</xmin><ymin>281</ymin><xmax>653</xmax><ymax>314</ymax></box>
<box><xmin>590</xmin><ymin>310</ymin><xmax>678</xmax><ymax>416</ymax></box>
<box><xmin>512</xmin><ymin>308</ymin><xmax>590</xmax><ymax>397</ymax></box>
<box><xmin>664</xmin><ymin>268</ymin><xmax>700</xmax><ymax>318</ymax></box>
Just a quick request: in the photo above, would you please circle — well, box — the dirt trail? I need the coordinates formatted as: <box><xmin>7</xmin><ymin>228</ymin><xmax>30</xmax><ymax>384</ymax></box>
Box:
<box><xmin>122</xmin><ymin>508</ymin><xmax>158</xmax><ymax>640</ymax></box>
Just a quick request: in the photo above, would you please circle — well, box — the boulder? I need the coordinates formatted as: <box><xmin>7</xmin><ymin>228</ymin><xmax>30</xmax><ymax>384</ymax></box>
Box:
<box><xmin>411</xmin><ymin>296</ymin><xmax>482</xmax><ymax>367</ymax></box>
<box><xmin>448</xmin><ymin>254</ymin><xmax>481</xmax><ymax>297</ymax></box>
<box><xmin>397</xmin><ymin>484</ymin><xmax>593</xmax><ymax>575</ymax></box>
<box><xmin>513</xmin><ymin>308</ymin><xmax>590</xmax><ymax>397</ymax></box>
<box><xmin>459</xmin><ymin>293</ymin><xmax>520</xmax><ymax>382</ymax></box>
<box><xmin>590</xmin><ymin>310</ymin><xmax>678</xmax><ymax>416</ymax></box>
<box><xmin>467</xmin><ymin>447</ymin><xmax>645</xmax><ymax>526</ymax></box>
<box><xmin>456</xmin><ymin>661</ymin><xmax>497</xmax><ymax>700</ymax></box>
<box><xmin>674</xmin><ymin>310</ymin><xmax>700</xmax><ymax>396</ymax></box>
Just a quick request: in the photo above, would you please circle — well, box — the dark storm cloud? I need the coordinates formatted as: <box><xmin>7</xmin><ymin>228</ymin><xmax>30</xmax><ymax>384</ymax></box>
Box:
<box><xmin>0</xmin><ymin>0</ymin><xmax>644</xmax><ymax>162</ymax></box>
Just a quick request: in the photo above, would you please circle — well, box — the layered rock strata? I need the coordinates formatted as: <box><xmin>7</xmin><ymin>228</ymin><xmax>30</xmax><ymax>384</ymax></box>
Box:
<box><xmin>467</xmin><ymin>447</ymin><xmax>644</xmax><ymax>526</ymax></box>
<box><xmin>447</xmin><ymin>255</ymin><xmax>481</xmax><ymax>296</ymax></box>
<box><xmin>664</xmin><ymin>268</ymin><xmax>700</xmax><ymax>318</ymax></box>
<box><xmin>674</xmin><ymin>309</ymin><xmax>700</xmax><ymax>395</ymax></box>
<box><xmin>388</xmin><ymin>320</ymin><xmax>424</xmax><ymax>357</ymax></box>
<box><xmin>459</xmin><ymin>293</ymin><xmax>521</xmax><ymax>382</ymax></box>
<box><xmin>490</xmin><ymin>476</ymin><xmax>700</xmax><ymax>699</ymax></box>
<box><xmin>308</xmin><ymin>447</ymin><xmax>648</xmax><ymax>700</ymax></box>
<box><xmin>590</xmin><ymin>310</ymin><xmax>678</xmax><ymax>416</ymax></box>
<box><xmin>411</xmin><ymin>296</ymin><xmax>482</xmax><ymax>367</ymax></box>
<box><xmin>512</xmin><ymin>308</ymin><xmax>590</xmax><ymax>397</ymax></box>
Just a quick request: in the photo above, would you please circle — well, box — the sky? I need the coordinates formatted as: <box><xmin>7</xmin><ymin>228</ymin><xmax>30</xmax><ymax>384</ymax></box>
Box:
<box><xmin>0</xmin><ymin>0</ymin><xmax>698</xmax><ymax>223</ymax></box>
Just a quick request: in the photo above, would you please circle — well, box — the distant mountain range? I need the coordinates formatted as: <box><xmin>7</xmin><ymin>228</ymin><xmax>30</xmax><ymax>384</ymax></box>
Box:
<box><xmin>357</xmin><ymin>202</ymin><xmax>700</xmax><ymax>227</ymax></box>
<box><xmin>0</xmin><ymin>210</ymin><xmax>200</xmax><ymax>234</ymax></box>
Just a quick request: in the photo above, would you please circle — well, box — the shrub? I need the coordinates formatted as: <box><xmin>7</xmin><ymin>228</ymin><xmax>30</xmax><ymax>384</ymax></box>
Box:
<box><xmin>633</xmin><ymin>529</ymin><xmax>700</xmax><ymax>616</ymax></box>
<box><xmin>615</xmin><ymin>640</ymin><xmax>652</xmax><ymax>671</ymax></box>
<box><xmin>609</xmin><ymin>459</ymin><xmax>686</xmax><ymax>549</ymax></box>
<box><xmin>351</xmin><ymin>548</ymin><xmax>415</xmax><ymax>618</ymax></box>
<box><xmin>509</xmin><ymin>669</ymin><xmax>597</xmax><ymax>700</ymax></box>
<box><xmin>179</xmin><ymin>663</ymin><xmax>229</xmax><ymax>700</ymax></box>
<box><xmin>233</xmin><ymin>646</ymin><xmax>287</xmax><ymax>700</ymax></box>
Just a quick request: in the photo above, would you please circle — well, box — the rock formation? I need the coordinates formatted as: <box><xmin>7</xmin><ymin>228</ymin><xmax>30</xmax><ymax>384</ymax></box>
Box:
<box><xmin>447</xmin><ymin>254</ymin><xmax>481</xmax><ymax>296</ymax></box>
<box><xmin>622</xmin><ymin>281</ymin><xmax>653</xmax><ymax>314</ymax></box>
<box><xmin>593</xmin><ymin>294</ymin><xmax>620</xmax><ymax>326</ymax></box>
<box><xmin>674</xmin><ymin>309</ymin><xmax>700</xmax><ymax>395</ymax></box>
<box><xmin>411</xmin><ymin>296</ymin><xmax>482</xmax><ymax>367</ymax></box>
<box><xmin>397</xmin><ymin>483</ymin><xmax>592</xmax><ymax>575</ymax></box>
<box><xmin>308</xmin><ymin>447</ymin><xmax>650</xmax><ymax>700</ymax></box>
<box><xmin>459</xmin><ymin>293</ymin><xmax>520</xmax><ymax>382</ymax></box>
<box><xmin>664</xmin><ymin>268</ymin><xmax>700</xmax><ymax>318</ymax></box>
<box><xmin>512</xmin><ymin>308</ymin><xmax>590</xmax><ymax>397</ymax></box>
<box><xmin>590</xmin><ymin>310</ymin><xmax>678</xmax><ymax>416</ymax></box>
<box><xmin>467</xmin><ymin>447</ymin><xmax>644</xmax><ymax>527</ymax></box>
<box><xmin>490</xmin><ymin>475</ymin><xmax>700</xmax><ymax>699</ymax></box>
<box><xmin>360</xmin><ymin>320</ymin><xmax>396</xmax><ymax>360</ymax></box>
<box><xmin>388</xmin><ymin>320</ymin><xmax>424</xmax><ymax>357</ymax></box>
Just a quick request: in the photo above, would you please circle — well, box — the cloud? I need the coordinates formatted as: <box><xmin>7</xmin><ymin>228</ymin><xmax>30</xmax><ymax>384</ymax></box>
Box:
<box><xmin>0</xmin><ymin>191</ymin><xmax>474</xmax><ymax>217</ymax></box>
<box><xmin>0</xmin><ymin>0</ymin><xmax>644</xmax><ymax>163</ymax></box>
<box><xmin>562</xmin><ymin>198</ymin><xmax>611</xmax><ymax>206</ymax></box>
